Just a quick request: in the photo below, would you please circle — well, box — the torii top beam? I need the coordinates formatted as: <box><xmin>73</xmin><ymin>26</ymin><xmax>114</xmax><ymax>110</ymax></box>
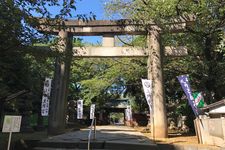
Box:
<box><xmin>33</xmin><ymin>15</ymin><xmax>195</xmax><ymax>36</ymax></box>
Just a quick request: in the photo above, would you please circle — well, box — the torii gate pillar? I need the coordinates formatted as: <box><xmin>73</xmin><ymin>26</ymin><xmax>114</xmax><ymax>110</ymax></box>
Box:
<box><xmin>48</xmin><ymin>30</ymin><xmax>73</xmax><ymax>135</ymax></box>
<box><xmin>148</xmin><ymin>28</ymin><xmax>168</xmax><ymax>138</ymax></box>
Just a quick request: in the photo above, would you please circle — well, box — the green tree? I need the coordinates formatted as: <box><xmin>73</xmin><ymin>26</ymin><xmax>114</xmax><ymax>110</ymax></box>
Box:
<box><xmin>105</xmin><ymin>0</ymin><xmax>225</xmax><ymax>103</ymax></box>
<box><xmin>69</xmin><ymin>55</ymin><xmax>148</xmax><ymax>112</ymax></box>
<box><xmin>104</xmin><ymin>1</ymin><xmax>225</xmax><ymax>129</ymax></box>
<box><xmin>0</xmin><ymin>0</ymin><xmax>77</xmax><ymax>127</ymax></box>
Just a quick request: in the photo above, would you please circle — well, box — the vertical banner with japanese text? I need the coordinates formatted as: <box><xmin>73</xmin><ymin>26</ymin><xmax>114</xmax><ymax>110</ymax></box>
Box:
<box><xmin>125</xmin><ymin>105</ymin><xmax>132</xmax><ymax>121</ymax></box>
<box><xmin>41</xmin><ymin>78</ymin><xmax>52</xmax><ymax>116</ymax></box>
<box><xmin>90</xmin><ymin>104</ymin><xmax>95</xmax><ymax>119</ymax></box>
<box><xmin>141</xmin><ymin>79</ymin><xmax>153</xmax><ymax>113</ymax></box>
<box><xmin>77</xmin><ymin>100</ymin><xmax>83</xmax><ymax>119</ymax></box>
<box><xmin>177</xmin><ymin>75</ymin><xmax>199</xmax><ymax>116</ymax></box>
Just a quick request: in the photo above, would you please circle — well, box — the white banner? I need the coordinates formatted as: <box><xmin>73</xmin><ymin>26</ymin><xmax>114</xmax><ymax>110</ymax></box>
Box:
<box><xmin>41</xmin><ymin>78</ymin><xmax>52</xmax><ymax>116</ymax></box>
<box><xmin>90</xmin><ymin>104</ymin><xmax>95</xmax><ymax>119</ymax></box>
<box><xmin>77</xmin><ymin>100</ymin><xmax>83</xmax><ymax>119</ymax></box>
<box><xmin>125</xmin><ymin>106</ymin><xmax>132</xmax><ymax>121</ymax></box>
<box><xmin>43</xmin><ymin>78</ymin><xmax>52</xmax><ymax>97</ymax></box>
<box><xmin>2</xmin><ymin>115</ymin><xmax>22</xmax><ymax>133</ymax></box>
<box><xmin>41</xmin><ymin>96</ymin><xmax>49</xmax><ymax>116</ymax></box>
<box><xmin>141</xmin><ymin>79</ymin><xmax>153</xmax><ymax>112</ymax></box>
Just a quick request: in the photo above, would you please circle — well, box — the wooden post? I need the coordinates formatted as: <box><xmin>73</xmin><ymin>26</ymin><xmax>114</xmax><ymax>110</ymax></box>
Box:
<box><xmin>7</xmin><ymin>132</ymin><xmax>12</xmax><ymax>150</ymax></box>
<box><xmin>48</xmin><ymin>30</ymin><xmax>73</xmax><ymax>135</ymax></box>
<box><xmin>148</xmin><ymin>28</ymin><xmax>168</xmax><ymax>138</ymax></box>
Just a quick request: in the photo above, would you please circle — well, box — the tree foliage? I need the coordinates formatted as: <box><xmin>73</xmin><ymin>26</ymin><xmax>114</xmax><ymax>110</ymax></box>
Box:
<box><xmin>69</xmin><ymin>56</ymin><xmax>148</xmax><ymax>111</ymax></box>
<box><xmin>105</xmin><ymin>0</ymin><xmax>225</xmax><ymax>104</ymax></box>
<box><xmin>0</xmin><ymin>0</ymin><xmax>77</xmax><ymax>124</ymax></box>
<box><xmin>1</xmin><ymin>0</ymin><xmax>224</xmax><ymax>129</ymax></box>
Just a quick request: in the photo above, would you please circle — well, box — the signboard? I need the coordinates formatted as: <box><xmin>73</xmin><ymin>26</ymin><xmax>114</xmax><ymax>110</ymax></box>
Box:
<box><xmin>2</xmin><ymin>115</ymin><xmax>22</xmax><ymax>150</ymax></box>
<box><xmin>2</xmin><ymin>115</ymin><xmax>22</xmax><ymax>133</ymax></box>
<box><xmin>77</xmin><ymin>100</ymin><xmax>83</xmax><ymax>119</ymax></box>
<box><xmin>141</xmin><ymin>79</ymin><xmax>153</xmax><ymax>112</ymax></box>
<box><xmin>41</xmin><ymin>78</ymin><xmax>52</xmax><ymax>116</ymax></box>
<box><xmin>90</xmin><ymin>104</ymin><xmax>95</xmax><ymax>119</ymax></box>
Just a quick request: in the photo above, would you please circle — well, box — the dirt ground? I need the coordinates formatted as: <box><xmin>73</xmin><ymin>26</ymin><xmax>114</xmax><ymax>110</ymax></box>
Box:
<box><xmin>134</xmin><ymin>127</ymin><xmax>199</xmax><ymax>145</ymax></box>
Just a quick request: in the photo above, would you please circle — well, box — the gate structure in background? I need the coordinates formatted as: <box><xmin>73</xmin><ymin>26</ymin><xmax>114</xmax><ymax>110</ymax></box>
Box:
<box><xmin>34</xmin><ymin>16</ymin><xmax>194</xmax><ymax>138</ymax></box>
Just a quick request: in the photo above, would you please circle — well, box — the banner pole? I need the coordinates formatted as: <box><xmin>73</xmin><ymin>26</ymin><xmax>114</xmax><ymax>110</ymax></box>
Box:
<box><xmin>7</xmin><ymin>132</ymin><xmax>12</xmax><ymax>150</ymax></box>
<box><xmin>94</xmin><ymin>117</ymin><xmax>96</xmax><ymax>140</ymax></box>
<box><xmin>150</xmin><ymin>105</ymin><xmax>155</xmax><ymax>141</ymax></box>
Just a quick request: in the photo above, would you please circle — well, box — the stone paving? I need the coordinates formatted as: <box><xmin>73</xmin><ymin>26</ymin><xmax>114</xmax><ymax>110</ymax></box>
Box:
<box><xmin>34</xmin><ymin>125</ymin><xmax>224</xmax><ymax>150</ymax></box>
<box><xmin>33</xmin><ymin>125</ymin><xmax>157</xmax><ymax>150</ymax></box>
<box><xmin>43</xmin><ymin>125</ymin><xmax>154</xmax><ymax>144</ymax></box>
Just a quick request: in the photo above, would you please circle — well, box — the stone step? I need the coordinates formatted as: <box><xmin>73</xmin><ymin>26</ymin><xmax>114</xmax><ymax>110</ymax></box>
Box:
<box><xmin>33</xmin><ymin>148</ymin><xmax>112</xmax><ymax>150</ymax></box>
<box><xmin>35</xmin><ymin>141</ymin><xmax>104</xmax><ymax>149</ymax></box>
<box><xmin>33</xmin><ymin>141</ymin><xmax>158</xmax><ymax>150</ymax></box>
<box><xmin>157</xmin><ymin>144</ymin><xmax>223</xmax><ymax>150</ymax></box>
<box><xmin>33</xmin><ymin>148</ymin><xmax>113</xmax><ymax>150</ymax></box>
<box><xmin>104</xmin><ymin>141</ymin><xmax>158</xmax><ymax>150</ymax></box>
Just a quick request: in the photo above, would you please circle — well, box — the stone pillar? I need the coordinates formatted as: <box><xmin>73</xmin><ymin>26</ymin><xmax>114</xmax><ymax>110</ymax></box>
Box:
<box><xmin>102</xmin><ymin>35</ymin><xmax>115</xmax><ymax>47</ymax></box>
<box><xmin>48</xmin><ymin>30</ymin><xmax>73</xmax><ymax>135</ymax></box>
<box><xmin>147</xmin><ymin>28</ymin><xmax>168</xmax><ymax>138</ymax></box>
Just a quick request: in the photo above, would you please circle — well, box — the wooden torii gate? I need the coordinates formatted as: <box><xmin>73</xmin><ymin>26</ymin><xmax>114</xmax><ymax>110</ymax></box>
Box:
<box><xmin>35</xmin><ymin>17</ymin><xmax>193</xmax><ymax>138</ymax></box>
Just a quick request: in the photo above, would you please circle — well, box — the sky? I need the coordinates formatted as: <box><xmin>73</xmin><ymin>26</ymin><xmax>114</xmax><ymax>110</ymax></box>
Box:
<box><xmin>74</xmin><ymin>0</ymin><xmax>105</xmax><ymax>20</ymax></box>
<box><xmin>47</xmin><ymin>0</ymin><xmax>106</xmax><ymax>44</ymax></box>
<box><xmin>74</xmin><ymin>0</ymin><xmax>105</xmax><ymax>43</ymax></box>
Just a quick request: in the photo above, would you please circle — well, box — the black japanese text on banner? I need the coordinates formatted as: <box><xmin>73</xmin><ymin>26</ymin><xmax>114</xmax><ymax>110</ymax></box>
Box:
<box><xmin>90</xmin><ymin>104</ymin><xmax>95</xmax><ymax>119</ymax></box>
<box><xmin>41</xmin><ymin>78</ymin><xmax>52</xmax><ymax>116</ymax></box>
<box><xmin>77</xmin><ymin>100</ymin><xmax>83</xmax><ymax>119</ymax></box>
<box><xmin>141</xmin><ymin>79</ymin><xmax>153</xmax><ymax>112</ymax></box>
<box><xmin>125</xmin><ymin>105</ymin><xmax>132</xmax><ymax>121</ymax></box>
